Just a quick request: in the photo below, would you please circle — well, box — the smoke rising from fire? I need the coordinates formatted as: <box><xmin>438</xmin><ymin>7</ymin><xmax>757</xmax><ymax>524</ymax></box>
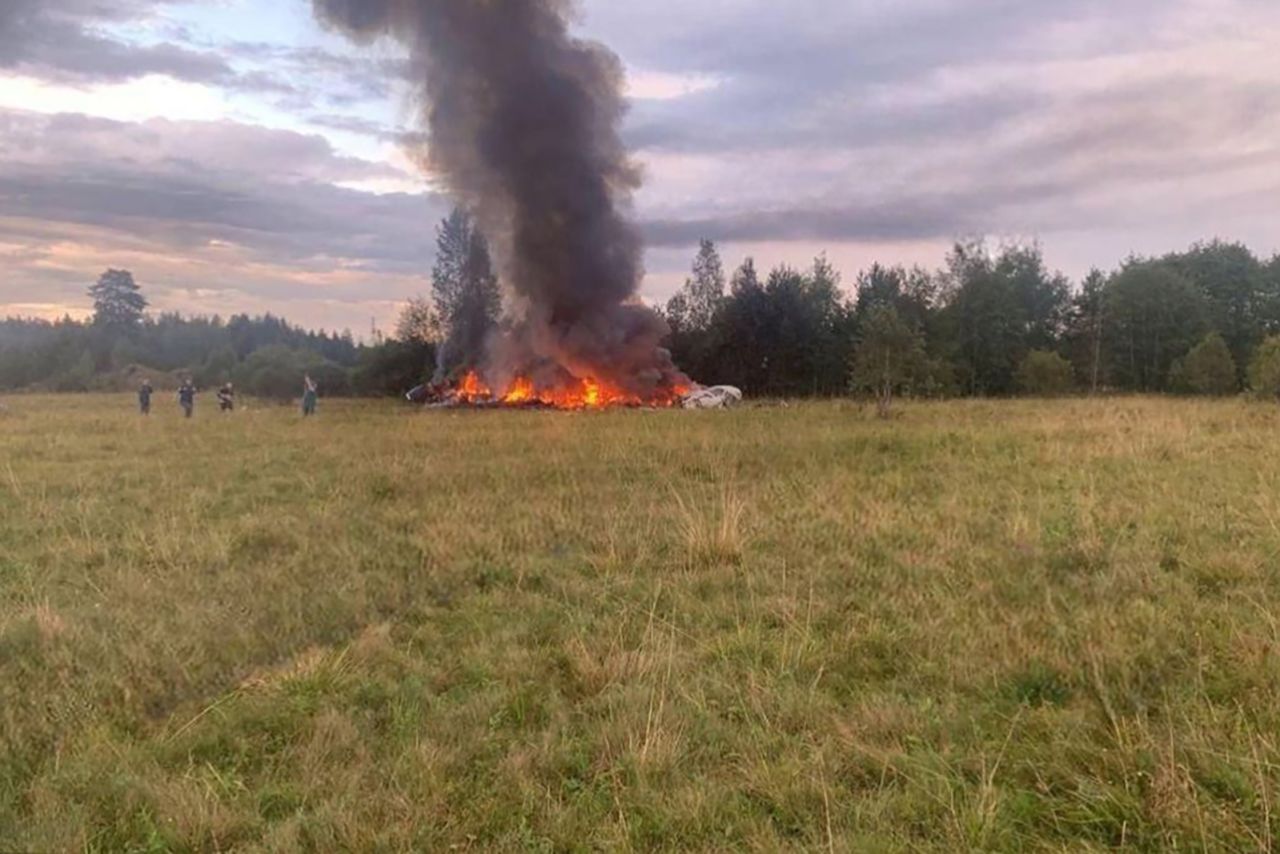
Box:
<box><xmin>311</xmin><ymin>0</ymin><xmax>689</xmax><ymax>398</ymax></box>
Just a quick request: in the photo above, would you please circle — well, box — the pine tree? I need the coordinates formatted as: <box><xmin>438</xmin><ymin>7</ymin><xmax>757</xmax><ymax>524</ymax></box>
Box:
<box><xmin>88</xmin><ymin>269</ymin><xmax>148</xmax><ymax>328</ymax></box>
<box><xmin>663</xmin><ymin>291</ymin><xmax>690</xmax><ymax>336</ymax></box>
<box><xmin>430</xmin><ymin>207</ymin><xmax>501</xmax><ymax>377</ymax></box>
<box><xmin>431</xmin><ymin>208</ymin><xmax>473</xmax><ymax>324</ymax></box>
<box><xmin>664</xmin><ymin>240</ymin><xmax>728</xmax><ymax>381</ymax></box>
<box><xmin>684</xmin><ymin>239</ymin><xmax>726</xmax><ymax>331</ymax></box>
<box><xmin>731</xmin><ymin>257</ymin><xmax>761</xmax><ymax>295</ymax></box>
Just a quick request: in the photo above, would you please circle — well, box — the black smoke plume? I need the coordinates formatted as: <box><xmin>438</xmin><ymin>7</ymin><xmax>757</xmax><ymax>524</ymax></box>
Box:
<box><xmin>312</xmin><ymin>0</ymin><xmax>690</xmax><ymax>397</ymax></box>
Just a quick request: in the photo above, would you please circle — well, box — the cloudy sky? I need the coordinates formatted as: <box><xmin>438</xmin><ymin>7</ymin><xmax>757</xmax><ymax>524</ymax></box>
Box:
<box><xmin>1</xmin><ymin>0</ymin><xmax>1278</xmax><ymax>333</ymax></box>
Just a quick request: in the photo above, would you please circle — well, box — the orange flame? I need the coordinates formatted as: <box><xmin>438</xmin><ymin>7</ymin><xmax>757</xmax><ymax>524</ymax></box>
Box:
<box><xmin>456</xmin><ymin>371</ymin><xmax>492</xmax><ymax>402</ymax></box>
<box><xmin>448</xmin><ymin>370</ymin><xmax>689</xmax><ymax>409</ymax></box>
<box><xmin>502</xmin><ymin>376</ymin><xmax>536</xmax><ymax>404</ymax></box>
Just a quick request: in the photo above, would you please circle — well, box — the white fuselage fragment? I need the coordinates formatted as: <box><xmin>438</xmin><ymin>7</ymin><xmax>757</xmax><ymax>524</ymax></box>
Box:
<box><xmin>681</xmin><ymin>386</ymin><xmax>743</xmax><ymax>409</ymax></box>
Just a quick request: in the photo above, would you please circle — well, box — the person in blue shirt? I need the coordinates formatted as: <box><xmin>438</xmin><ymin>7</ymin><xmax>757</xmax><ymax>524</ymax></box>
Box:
<box><xmin>177</xmin><ymin>379</ymin><xmax>196</xmax><ymax>418</ymax></box>
<box><xmin>138</xmin><ymin>379</ymin><xmax>153</xmax><ymax>415</ymax></box>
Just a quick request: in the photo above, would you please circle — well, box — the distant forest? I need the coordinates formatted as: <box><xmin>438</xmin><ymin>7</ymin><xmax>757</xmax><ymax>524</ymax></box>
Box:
<box><xmin>664</xmin><ymin>237</ymin><xmax>1280</xmax><ymax>401</ymax></box>
<box><xmin>4</xmin><ymin>213</ymin><xmax>1280</xmax><ymax>401</ymax></box>
<box><xmin>0</xmin><ymin>310</ymin><xmax>432</xmax><ymax>399</ymax></box>
<box><xmin>0</xmin><ymin>266</ymin><xmax>430</xmax><ymax>399</ymax></box>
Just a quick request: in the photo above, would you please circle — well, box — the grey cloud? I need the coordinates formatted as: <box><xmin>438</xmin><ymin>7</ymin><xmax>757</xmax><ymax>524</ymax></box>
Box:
<box><xmin>0</xmin><ymin>0</ymin><xmax>346</xmax><ymax>99</ymax></box>
<box><xmin>638</xmin><ymin>69</ymin><xmax>1280</xmax><ymax>248</ymax></box>
<box><xmin>580</xmin><ymin>0</ymin><xmax>1280</xmax><ymax>255</ymax></box>
<box><xmin>0</xmin><ymin>168</ymin><xmax>420</xmax><ymax>266</ymax></box>
<box><xmin>0</xmin><ymin>111</ymin><xmax>409</xmax><ymax>186</ymax></box>
<box><xmin>595</xmin><ymin>0</ymin><xmax>1180</xmax><ymax>158</ymax></box>
<box><xmin>225</xmin><ymin>43</ymin><xmax>412</xmax><ymax>109</ymax></box>
<box><xmin>306</xmin><ymin>113</ymin><xmax>406</xmax><ymax>143</ymax></box>
<box><xmin>0</xmin><ymin>109</ymin><xmax>448</xmax><ymax>273</ymax></box>
<box><xmin>0</xmin><ymin>0</ymin><xmax>234</xmax><ymax>84</ymax></box>
<box><xmin>624</xmin><ymin>84</ymin><xmax>1038</xmax><ymax>155</ymax></box>
<box><xmin>304</xmin><ymin>114</ymin><xmax>431</xmax><ymax>160</ymax></box>
<box><xmin>3</xmin><ymin>0</ymin><xmax>1279</xmax><ymax>305</ymax></box>
<box><xmin>308</xmin><ymin>113</ymin><xmax>397</xmax><ymax>139</ymax></box>
<box><xmin>641</xmin><ymin>181</ymin><xmax>1068</xmax><ymax>247</ymax></box>
<box><xmin>584</xmin><ymin>0</ymin><xmax>1168</xmax><ymax>82</ymax></box>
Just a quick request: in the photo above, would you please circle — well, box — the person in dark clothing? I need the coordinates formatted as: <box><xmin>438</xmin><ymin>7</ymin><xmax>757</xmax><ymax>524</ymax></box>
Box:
<box><xmin>302</xmin><ymin>374</ymin><xmax>318</xmax><ymax>416</ymax></box>
<box><xmin>138</xmin><ymin>379</ymin><xmax>153</xmax><ymax>415</ymax></box>
<box><xmin>217</xmin><ymin>383</ymin><xmax>235</xmax><ymax>413</ymax></box>
<box><xmin>177</xmin><ymin>379</ymin><xmax>196</xmax><ymax>418</ymax></box>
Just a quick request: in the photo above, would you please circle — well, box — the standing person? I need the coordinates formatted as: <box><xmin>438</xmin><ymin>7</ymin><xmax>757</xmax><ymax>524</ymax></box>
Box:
<box><xmin>301</xmin><ymin>374</ymin><xmax>318</xmax><ymax>417</ymax></box>
<box><xmin>177</xmin><ymin>378</ymin><xmax>196</xmax><ymax>419</ymax></box>
<box><xmin>217</xmin><ymin>382</ymin><xmax>235</xmax><ymax>413</ymax></box>
<box><xmin>138</xmin><ymin>379</ymin><xmax>153</xmax><ymax>415</ymax></box>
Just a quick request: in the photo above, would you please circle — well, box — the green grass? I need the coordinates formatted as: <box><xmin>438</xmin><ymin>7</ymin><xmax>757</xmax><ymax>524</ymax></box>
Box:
<box><xmin>4</xmin><ymin>394</ymin><xmax>1280</xmax><ymax>850</ymax></box>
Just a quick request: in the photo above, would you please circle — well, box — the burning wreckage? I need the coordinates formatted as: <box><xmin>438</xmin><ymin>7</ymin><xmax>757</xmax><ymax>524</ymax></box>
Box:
<box><xmin>405</xmin><ymin>375</ymin><xmax>742</xmax><ymax>411</ymax></box>
<box><xmin>311</xmin><ymin>0</ymin><xmax>736</xmax><ymax>412</ymax></box>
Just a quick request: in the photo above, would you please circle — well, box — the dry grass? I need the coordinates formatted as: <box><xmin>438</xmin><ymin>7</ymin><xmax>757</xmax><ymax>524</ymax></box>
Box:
<box><xmin>3</xmin><ymin>394</ymin><xmax>1280</xmax><ymax>850</ymax></box>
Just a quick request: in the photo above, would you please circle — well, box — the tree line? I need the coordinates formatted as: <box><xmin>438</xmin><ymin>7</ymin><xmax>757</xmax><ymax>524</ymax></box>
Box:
<box><xmin>661</xmin><ymin>237</ymin><xmax>1280</xmax><ymax>408</ymax></box>
<box><xmin>0</xmin><ymin>209</ymin><xmax>496</xmax><ymax>398</ymax></box>
<box><xmin>4</xmin><ymin>212</ymin><xmax>1280</xmax><ymax>405</ymax></box>
<box><xmin>0</xmin><ymin>270</ymin><xmax>434</xmax><ymax>398</ymax></box>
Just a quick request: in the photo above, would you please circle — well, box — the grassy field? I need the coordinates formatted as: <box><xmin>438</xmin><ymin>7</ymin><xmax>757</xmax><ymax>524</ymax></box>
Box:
<box><xmin>3</xmin><ymin>394</ymin><xmax>1280</xmax><ymax>851</ymax></box>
